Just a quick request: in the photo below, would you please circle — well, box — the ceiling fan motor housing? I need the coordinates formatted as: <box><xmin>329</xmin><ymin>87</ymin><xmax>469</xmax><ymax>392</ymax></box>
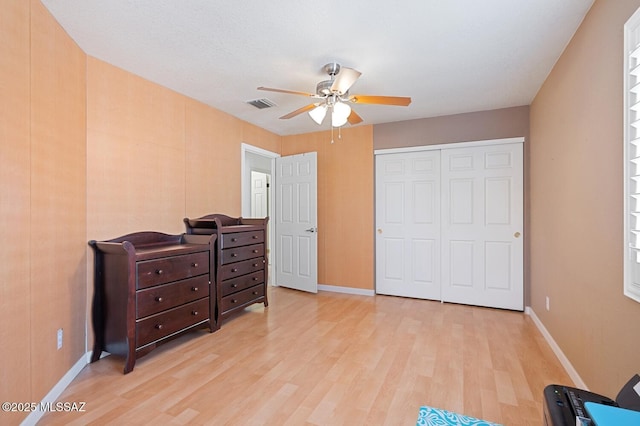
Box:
<box><xmin>323</xmin><ymin>62</ymin><xmax>341</xmax><ymax>76</ymax></box>
<box><xmin>316</xmin><ymin>80</ymin><xmax>333</xmax><ymax>96</ymax></box>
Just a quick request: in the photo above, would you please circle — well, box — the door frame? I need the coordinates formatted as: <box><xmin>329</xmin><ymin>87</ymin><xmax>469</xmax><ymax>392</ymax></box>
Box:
<box><xmin>241</xmin><ymin>143</ymin><xmax>279</xmax><ymax>285</ymax></box>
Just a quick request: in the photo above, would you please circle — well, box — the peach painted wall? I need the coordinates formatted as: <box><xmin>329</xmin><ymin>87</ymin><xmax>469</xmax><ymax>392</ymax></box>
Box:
<box><xmin>0</xmin><ymin>3</ymin><xmax>281</xmax><ymax>422</ymax></box>
<box><xmin>282</xmin><ymin>126</ymin><xmax>375</xmax><ymax>290</ymax></box>
<box><xmin>87</xmin><ymin>57</ymin><xmax>282</xmax><ymax>241</ymax></box>
<box><xmin>530</xmin><ymin>0</ymin><xmax>640</xmax><ymax>396</ymax></box>
<box><xmin>0</xmin><ymin>1</ymin><xmax>31</xmax><ymax>420</ymax></box>
<box><xmin>0</xmin><ymin>1</ymin><xmax>87</xmax><ymax>424</ymax></box>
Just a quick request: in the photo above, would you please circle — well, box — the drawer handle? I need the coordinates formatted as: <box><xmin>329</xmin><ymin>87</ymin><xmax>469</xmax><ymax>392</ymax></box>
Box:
<box><xmin>155</xmin><ymin>324</ymin><xmax>163</xmax><ymax>330</ymax></box>
<box><xmin>252</xmin><ymin>249</ymin><xmax>259</xmax><ymax>253</ymax></box>
<box><xmin>252</xmin><ymin>291</ymin><xmax>259</xmax><ymax>295</ymax></box>
<box><xmin>155</xmin><ymin>269</ymin><xmax>163</xmax><ymax>275</ymax></box>
<box><xmin>192</xmin><ymin>262</ymin><xmax>199</xmax><ymax>268</ymax></box>
<box><xmin>155</xmin><ymin>296</ymin><xmax>163</xmax><ymax>303</ymax></box>
<box><xmin>192</xmin><ymin>311</ymin><xmax>199</xmax><ymax>316</ymax></box>
<box><xmin>252</xmin><ymin>263</ymin><xmax>258</xmax><ymax>267</ymax></box>
<box><xmin>231</xmin><ymin>238</ymin><xmax>237</xmax><ymax>242</ymax></box>
<box><xmin>231</xmin><ymin>268</ymin><xmax>238</xmax><ymax>272</ymax></box>
<box><xmin>252</xmin><ymin>235</ymin><xmax>258</xmax><ymax>239</ymax></box>
<box><xmin>231</xmin><ymin>253</ymin><xmax>238</xmax><ymax>257</ymax></box>
<box><xmin>231</xmin><ymin>299</ymin><xmax>237</xmax><ymax>304</ymax></box>
<box><xmin>191</xmin><ymin>287</ymin><xmax>199</xmax><ymax>292</ymax></box>
<box><xmin>253</xmin><ymin>277</ymin><xmax>258</xmax><ymax>281</ymax></box>
<box><xmin>231</xmin><ymin>283</ymin><xmax>238</xmax><ymax>288</ymax></box>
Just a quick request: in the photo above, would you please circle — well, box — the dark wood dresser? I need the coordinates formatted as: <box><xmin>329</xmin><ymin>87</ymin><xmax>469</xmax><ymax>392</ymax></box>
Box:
<box><xmin>89</xmin><ymin>231</ymin><xmax>217</xmax><ymax>374</ymax></box>
<box><xmin>184</xmin><ymin>214</ymin><xmax>268</xmax><ymax>324</ymax></box>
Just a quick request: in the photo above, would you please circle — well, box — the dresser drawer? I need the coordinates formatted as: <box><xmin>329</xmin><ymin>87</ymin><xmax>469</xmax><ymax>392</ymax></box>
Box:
<box><xmin>219</xmin><ymin>258</ymin><xmax>265</xmax><ymax>280</ymax></box>
<box><xmin>136</xmin><ymin>275</ymin><xmax>209</xmax><ymax>318</ymax></box>
<box><xmin>221</xmin><ymin>284</ymin><xmax>264</xmax><ymax>313</ymax></box>
<box><xmin>220</xmin><ymin>271</ymin><xmax>264</xmax><ymax>297</ymax></box>
<box><xmin>136</xmin><ymin>298</ymin><xmax>209</xmax><ymax>348</ymax></box>
<box><xmin>221</xmin><ymin>244</ymin><xmax>264</xmax><ymax>265</ymax></box>
<box><xmin>137</xmin><ymin>251</ymin><xmax>209</xmax><ymax>289</ymax></box>
<box><xmin>221</xmin><ymin>230</ymin><xmax>264</xmax><ymax>249</ymax></box>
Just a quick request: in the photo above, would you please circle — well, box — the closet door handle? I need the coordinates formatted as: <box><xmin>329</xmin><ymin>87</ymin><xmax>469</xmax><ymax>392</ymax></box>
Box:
<box><xmin>305</xmin><ymin>227</ymin><xmax>317</xmax><ymax>233</ymax></box>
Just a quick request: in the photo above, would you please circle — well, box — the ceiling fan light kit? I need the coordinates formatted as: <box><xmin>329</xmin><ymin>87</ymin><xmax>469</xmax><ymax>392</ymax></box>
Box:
<box><xmin>257</xmin><ymin>62</ymin><xmax>411</xmax><ymax>138</ymax></box>
<box><xmin>309</xmin><ymin>104</ymin><xmax>327</xmax><ymax>125</ymax></box>
<box><xmin>331</xmin><ymin>102</ymin><xmax>351</xmax><ymax>127</ymax></box>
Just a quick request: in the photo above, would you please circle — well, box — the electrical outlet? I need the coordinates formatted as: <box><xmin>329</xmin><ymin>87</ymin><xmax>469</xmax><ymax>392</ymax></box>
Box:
<box><xmin>57</xmin><ymin>328</ymin><xmax>63</xmax><ymax>350</ymax></box>
<box><xmin>545</xmin><ymin>296</ymin><xmax>550</xmax><ymax>311</ymax></box>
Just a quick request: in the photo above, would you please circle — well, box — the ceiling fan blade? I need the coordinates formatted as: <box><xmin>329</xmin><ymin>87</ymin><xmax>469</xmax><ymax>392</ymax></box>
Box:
<box><xmin>349</xmin><ymin>95</ymin><xmax>412</xmax><ymax>106</ymax></box>
<box><xmin>257</xmin><ymin>86</ymin><xmax>317</xmax><ymax>97</ymax></box>
<box><xmin>347</xmin><ymin>109</ymin><xmax>363</xmax><ymax>125</ymax></box>
<box><xmin>330</xmin><ymin>67</ymin><xmax>362</xmax><ymax>94</ymax></box>
<box><xmin>279</xmin><ymin>103</ymin><xmax>318</xmax><ymax>119</ymax></box>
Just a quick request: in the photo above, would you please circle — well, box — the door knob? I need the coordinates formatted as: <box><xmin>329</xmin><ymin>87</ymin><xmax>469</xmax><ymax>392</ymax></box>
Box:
<box><xmin>514</xmin><ymin>232</ymin><xmax>521</xmax><ymax>238</ymax></box>
<box><xmin>305</xmin><ymin>227</ymin><xmax>317</xmax><ymax>233</ymax></box>
<box><xmin>377</xmin><ymin>229</ymin><xmax>383</xmax><ymax>234</ymax></box>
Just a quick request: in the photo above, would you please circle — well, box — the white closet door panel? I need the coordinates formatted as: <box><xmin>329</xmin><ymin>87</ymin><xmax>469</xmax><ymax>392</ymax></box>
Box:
<box><xmin>449</xmin><ymin>179</ymin><xmax>475</xmax><ymax>224</ymax></box>
<box><xmin>485</xmin><ymin>241</ymin><xmax>512</xmax><ymax>290</ymax></box>
<box><xmin>384</xmin><ymin>238</ymin><xmax>405</xmax><ymax>280</ymax></box>
<box><xmin>449</xmin><ymin>240</ymin><xmax>475</xmax><ymax>287</ymax></box>
<box><xmin>413</xmin><ymin>238</ymin><xmax>436</xmax><ymax>283</ymax></box>
<box><xmin>375</xmin><ymin>151</ymin><xmax>441</xmax><ymax>300</ymax></box>
<box><xmin>441</xmin><ymin>143</ymin><xmax>523</xmax><ymax>310</ymax></box>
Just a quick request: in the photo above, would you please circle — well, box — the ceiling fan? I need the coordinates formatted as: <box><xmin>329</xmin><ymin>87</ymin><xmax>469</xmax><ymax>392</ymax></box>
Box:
<box><xmin>257</xmin><ymin>63</ymin><xmax>411</xmax><ymax>128</ymax></box>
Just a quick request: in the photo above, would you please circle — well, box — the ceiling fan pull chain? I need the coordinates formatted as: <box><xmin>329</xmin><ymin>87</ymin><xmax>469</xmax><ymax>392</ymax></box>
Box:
<box><xmin>331</xmin><ymin>125</ymin><xmax>335</xmax><ymax>144</ymax></box>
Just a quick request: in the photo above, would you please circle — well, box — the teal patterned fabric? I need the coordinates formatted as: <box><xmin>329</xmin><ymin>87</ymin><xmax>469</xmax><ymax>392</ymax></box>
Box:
<box><xmin>416</xmin><ymin>406</ymin><xmax>502</xmax><ymax>426</ymax></box>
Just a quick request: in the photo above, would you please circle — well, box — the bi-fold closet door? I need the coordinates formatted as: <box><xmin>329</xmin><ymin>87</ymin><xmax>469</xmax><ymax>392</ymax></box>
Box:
<box><xmin>375</xmin><ymin>140</ymin><xmax>523</xmax><ymax>311</ymax></box>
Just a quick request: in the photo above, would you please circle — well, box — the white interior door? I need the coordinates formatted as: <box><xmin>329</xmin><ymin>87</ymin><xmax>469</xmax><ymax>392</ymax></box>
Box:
<box><xmin>250</xmin><ymin>171</ymin><xmax>269</xmax><ymax>218</ymax></box>
<box><xmin>375</xmin><ymin>151</ymin><xmax>441</xmax><ymax>300</ymax></box>
<box><xmin>441</xmin><ymin>143</ymin><xmax>523</xmax><ymax>310</ymax></box>
<box><xmin>274</xmin><ymin>153</ymin><xmax>318</xmax><ymax>293</ymax></box>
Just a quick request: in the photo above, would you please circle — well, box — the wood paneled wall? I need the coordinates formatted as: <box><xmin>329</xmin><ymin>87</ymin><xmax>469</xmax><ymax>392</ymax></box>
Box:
<box><xmin>86</xmin><ymin>58</ymin><xmax>282</xmax><ymax>241</ymax></box>
<box><xmin>282</xmin><ymin>126</ymin><xmax>375</xmax><ymax>290</ymax></box>
<box><xmin>87</xmin><ymin>57</ymin><xmax>188</xmax><ymax>238</ymax></box>
<box><xmin>30</xmin><ymin>0</ymin><xmax>87</xmax><ymax>400</ymax></box>
<box><xmin>0</xmin><ymin>1</ymin><xmax>32</xmax><ymax>419</ymax></box>
<box><xmin>1</xmin><ymin>3</ymin><xmax>282</xmax><ymax>423</ymax></box>
<box><xmin>1</xmin><ymin>1</ymin><xmax>87</xmax><ymax>424</ymax></box>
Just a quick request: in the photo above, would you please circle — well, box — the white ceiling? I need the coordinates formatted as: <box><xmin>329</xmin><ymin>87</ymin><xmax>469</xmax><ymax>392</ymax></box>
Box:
<box><xmin>41</xmin><ymin>0</ymin><xmax>594</xmax><ymax>136</ymax></box>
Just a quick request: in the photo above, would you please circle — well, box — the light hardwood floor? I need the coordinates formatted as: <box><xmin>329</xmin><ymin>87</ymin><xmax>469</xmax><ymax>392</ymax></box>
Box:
<box><xmin>39</xmin><ymin>287</ymin><xmax>571</xmax><ymax>425</ymax></box>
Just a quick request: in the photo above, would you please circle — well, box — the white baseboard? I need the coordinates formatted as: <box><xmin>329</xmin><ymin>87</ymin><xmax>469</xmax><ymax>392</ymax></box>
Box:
<box><xmin>317</xmin><ymin>284</ymin><xmax>375</xmax><ymax>296</ymax></box>
<box><xmin>526</xmin><ymin>307</ymin><xmax>588</xmax><ymax>390</ymax></box>
<box><xmin>21</xmin><ymin>353</ymin><xmax>89</xmax><ymax>426</ymax></box>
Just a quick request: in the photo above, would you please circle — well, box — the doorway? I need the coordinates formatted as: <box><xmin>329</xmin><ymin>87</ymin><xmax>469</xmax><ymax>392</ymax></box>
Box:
<box><xmin>241</xmin><ymin>143</ymin><xmax>279</xmax><ymax>284</ymax></box>
<box><xmin>250</xmin><ymin>170</ymin><xmax>270</xmax><ymax>218</ymax></box>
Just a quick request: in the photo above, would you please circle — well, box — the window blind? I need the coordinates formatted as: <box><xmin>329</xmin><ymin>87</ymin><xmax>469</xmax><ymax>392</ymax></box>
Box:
<box><xmin>624</xmin><ymin>7</ymin><xmax>640</xmax><ymax>303</ymax></box>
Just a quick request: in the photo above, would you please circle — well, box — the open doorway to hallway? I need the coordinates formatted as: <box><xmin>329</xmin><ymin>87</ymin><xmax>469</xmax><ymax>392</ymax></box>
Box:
<box><xmin>241</xmin><ymin>143</ymin><xmax>278</xmax><ymax>285</ymax></box>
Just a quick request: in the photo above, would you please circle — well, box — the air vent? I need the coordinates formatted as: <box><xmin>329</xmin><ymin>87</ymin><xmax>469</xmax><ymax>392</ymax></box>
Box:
<box><xmin>246</xmin><ymin>98</ymin><xmax>277</xmax><ymax>109</ymax></box>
